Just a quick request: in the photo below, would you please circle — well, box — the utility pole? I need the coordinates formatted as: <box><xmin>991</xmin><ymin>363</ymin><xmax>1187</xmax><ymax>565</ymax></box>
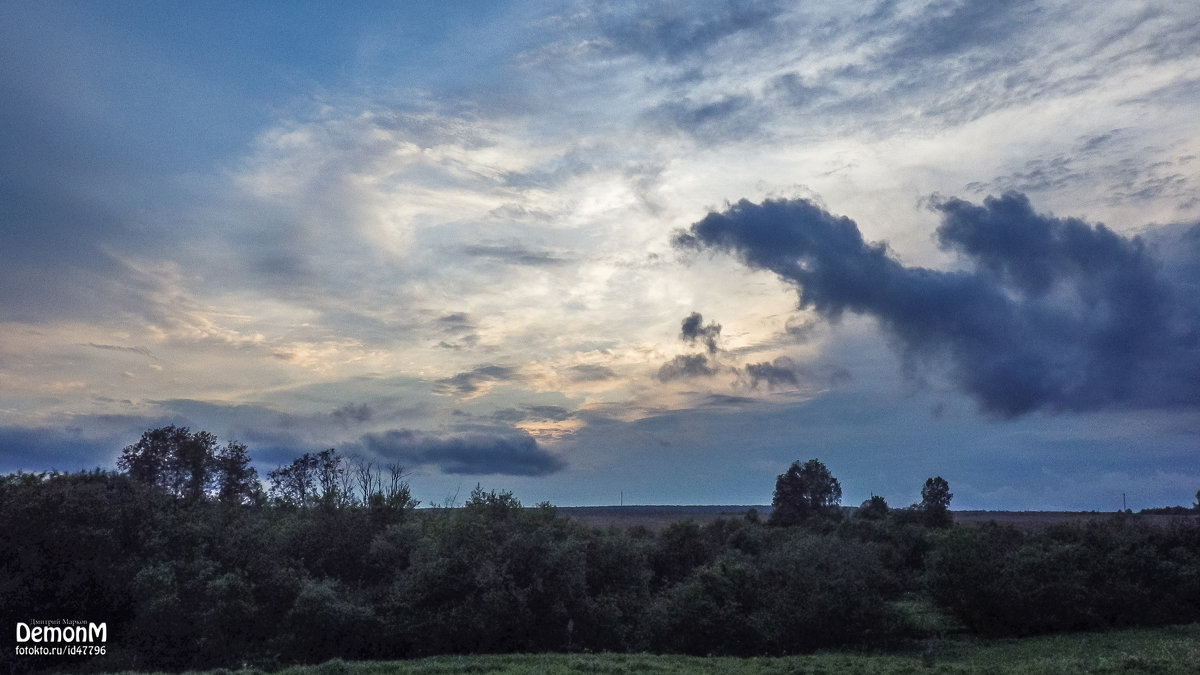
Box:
<box><xmin>620</xmin><ymin>490</ymin><xmax>624</xmax><ymax>507</ymax></box>
<box><xmin>1122</xmin><ymin>492</ymin><xmax>1127</xmax><ymax>512</ymax></box>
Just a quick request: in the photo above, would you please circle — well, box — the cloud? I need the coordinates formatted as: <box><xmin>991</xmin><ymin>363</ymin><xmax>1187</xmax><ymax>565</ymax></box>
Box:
<box><xmin>435</xmin><ymin>312</ymin><xmax>480</xmax><ymax>351</ymax></box>
<box><xmin>0</xmin><ymin>426</ymin><xmax>116</xmax><ymax>473</ymax></box>
<box><xmin>647</xmin><ymin>94</ymin><xmax>762</xmax><ymax>141</ymax></box>
<box><xmin>361</xmin><ymin>429</ymin><xmax>564</xmax><ymax>476</ymax></box>
<box><xmin>886</xmin><ymin>0</ymin><xmax>1037</xmax><ymax>61</ymax></box>
<box><xmin>434</xmin><ymin>365</ymin><xmax>520</xmax><ymax>397</ymax></box>
<box><xmin>460</xmin><ymin>242</ymin><xmax>567</xmax><ymax>266</ymax></box>
<box><xmin>331</xmin><ymin>403</ymin><xmax>372</xmax><ymax>426</ymax></box>
<box><xmin>84</xmin><ymin>343</ymin><xmax>154</xmax><ymax>358</ymax></box>
<box><xmin>745</xmin><ymin>356</ymin><xmax>800</xmax><ymax>389</ymax></box>
<box><xmin>680</xmin><ymin>312</ymin><xmax>722</xmax><ymax>353</ymax></box>
<box><xmin>675</xmin><ymin>192</ymin><xmax>1200</xmax><ymax>417</ymax></box>
<box><xmin>492</xmin><ymin>405</ymin><xmax>574</xmax><ymax>424</ymax></box>
<box><xmin>563</xmin><ymin>364</ymin><xmax>617</xmax><ymax>382</ymax></box>
<box><xmin>657</xmin><ymin>354</ymin><xmax>718</xmax><ymax>382</ymax></box>
<box><xmin>588</xmin><ymin>0</ymin><xmax>785</xmax><ymax>63</ymax></box>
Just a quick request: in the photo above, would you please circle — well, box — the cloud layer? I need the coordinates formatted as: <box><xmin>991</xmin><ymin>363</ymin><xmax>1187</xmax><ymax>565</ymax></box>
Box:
<box><xmin>3</xmin><ymin>2</ymin><xmax>1199</xmax><ymax>507</ymax></box>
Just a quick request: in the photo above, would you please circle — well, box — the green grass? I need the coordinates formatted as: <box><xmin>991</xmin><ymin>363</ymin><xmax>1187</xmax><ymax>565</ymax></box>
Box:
<box><xmin>115</xmin><ymin>624</ymin><xmax>1200</xmax><ymax>675</ymax></box>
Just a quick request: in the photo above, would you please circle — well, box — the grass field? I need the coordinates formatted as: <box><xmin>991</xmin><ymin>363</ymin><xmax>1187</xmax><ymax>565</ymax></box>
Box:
<box><xmin>554</xmin><ymin>505</ymin><xmax>1198</xmax><ymax>532</ymax></box>
<box><xmin>138</xmin><ymin>624</ymin><xmax>1198</xmax><ymax>675</ymax></box>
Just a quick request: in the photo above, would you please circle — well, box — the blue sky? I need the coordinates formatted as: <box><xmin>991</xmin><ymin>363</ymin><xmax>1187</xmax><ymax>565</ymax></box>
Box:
<box><xmin>3</xmin><ymin>0</ymin><xmax>1199</xmax><ymax>510</ymax></box>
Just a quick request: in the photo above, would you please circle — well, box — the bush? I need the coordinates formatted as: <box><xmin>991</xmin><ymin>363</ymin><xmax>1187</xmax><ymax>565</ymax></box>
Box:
<box><xmin>927</xmin><ymin>519</ymin><xmax>1200</xmax><ymax>635</ymax></box>
<box><xmin>643</xmin><ymin>531</ymin><xmax>892</xmax><ymax>655</ymax></box>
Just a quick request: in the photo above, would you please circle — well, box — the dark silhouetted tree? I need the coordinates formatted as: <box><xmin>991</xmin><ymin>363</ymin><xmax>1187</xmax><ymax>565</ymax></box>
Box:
<box><xmin>213</xmin><ymin>440</ymin><xmax>260</xmax><ymax>505</ymax></box>
<box><xmin>313</xmin><ymin>448</ymin><xmax>349</xmax><ymax>509</ymax></box>
<box><xmin>858</xmin><ymin>494</ymin><xmax>889</xmax><ymax>520</ymax></box>
<box><xmin>769</xmin><ymin>459</ymin><xmax>842</xmax><ymax>526</ymax></box>
<box><xmin>385</xmin><ymin>462</ymin><xmax>418</xmax><ymax>509</ymax></box>
<box><xmin>920</xmin><ymin>476</ymin><xmax>953</xmax><ymax>527</ymax></box>
<box><xmin>268</xmin><ymin>453</ymin><xmax>320</xmax><ymax>507</ymax></box>
<box><xmin>118</xmin><ymin>426</ymin><xmax>219</xmax><ymax>501</ymax></box>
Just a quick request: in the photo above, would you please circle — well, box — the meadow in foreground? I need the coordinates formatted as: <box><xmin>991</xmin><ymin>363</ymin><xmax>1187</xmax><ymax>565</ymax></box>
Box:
<box><xmin>108</xmin><ymin>624</ymin><xmax>1199</xmax><ymax>675</ymax></box>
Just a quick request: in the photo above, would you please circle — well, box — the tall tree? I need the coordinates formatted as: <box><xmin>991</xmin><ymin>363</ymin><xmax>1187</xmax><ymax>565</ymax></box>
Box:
<box><xmin>268</xmin><ymin>453</ymin><xmax>318</xmax><ymax>507</ymax></box>
<box><xmin>117</xmin><ymin>426</ymin><xmax>219</xmax><ymax>501</ymax></box>
<box><xmin>919</xmin><ymin>476</ymin><xmax>953</xmax><ymax>527</ymax></box>
<box><xmin>770</xmin><ymin>459</ymin><xmax>842</xmax><ymax>526</ymax></box>
<box><xmin>268</xmin><ymin>449</ymin><xmax>353</xmax><ymax>508</ymax></box>
<box><xmin>858</xmin><ymin>495</ymin><xmax>889</xmax><ymax>520</ymax></box>
<box><xmin>213</xmin><ymin>440</ymin><xmax>260</xmax><ymax>505</ymax></box>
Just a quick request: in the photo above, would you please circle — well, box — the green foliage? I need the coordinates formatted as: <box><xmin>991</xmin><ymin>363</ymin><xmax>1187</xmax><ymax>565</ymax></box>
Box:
<box><xmin>643</xmin><ymin>529</ymin><xmax>893</xmax><ymax>655</ymax></box>
<box><xmin>769</xmin><ymin>458</ymin><xmax>842</xmax><ymax>526</ymax></box>
<box><xmin>858</xmin><ymin>494</ymin><xmax>889</xmax><ymax>520</ymax></box>
<box><xmin>919</xmin><ymin>476</ymin><xmax>953</xmax><ymax>527</ymax></box>
<box><xmin>118</xmin><ymin>425</ymin><xmax>220</xmax><ymax>500</ymax></box>
<box><xmin>927</xmin><ymin>518</ymin><xmax>1200</xmax><ymax>635</ymax></box>
<box><xmin>4</xmin><ymin>432</ymin><xmax>1200</xmax><ymax>670</ymax></box>
<box><xmin>215</xmin><ymin>440</ymin><xmax>262</xmax><ymax>505</ymax></box>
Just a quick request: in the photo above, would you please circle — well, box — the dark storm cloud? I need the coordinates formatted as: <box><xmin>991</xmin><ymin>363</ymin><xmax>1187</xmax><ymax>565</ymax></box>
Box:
<box><xmin>434</xmin><ymin>365</ymin><xmax>520</xmax><ymax>396</ymax></box>
<box><xmin>680</xmin><ymin>312</ymin><xmax>722</xmax><ymax>353</ymax></box>
<box><xmin>0</xmin><ymin>426</ymin><xmax>116</xmax><ymax>473</ymax></box>
<box><xmin>361</xmin><ymin>429</ymin><xmax>564</xmax><ymax>476</ymax></box>
<box><xmin>675</xmin><ymin>193</ymin><xmax>1200</xmax><ymax>417</ymax></box>
<box><xmin>745</xmin><ymin>357</ymin><xmax>800</xmax><ymax>389</ymax></box>
<box><xmin>657</xmin><ymin>354</ymin><xmax>718</xmax><ymax>382</ymax></box>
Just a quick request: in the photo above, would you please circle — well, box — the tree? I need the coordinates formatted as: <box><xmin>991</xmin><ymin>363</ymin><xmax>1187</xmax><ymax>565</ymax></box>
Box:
<box><xmin>268</xmin><ymin>449</ymin><xmax>356</xmax><ymax>509</ymax></box>
<box><xmin>1194</xmin><ymin>489</ymin><xmax>1200</xmax><ymax>513</ymax></box>
<box><xmin>268</xmin><ymin>453</ymin><xmax>319</xmax><ymax>507</ymax></box>
<box><xmin>769</xmin><ymin>459</ymin><xmax>842</xmax><ymax>526</ymax></box>
<box><xmin>312</xmin><ymin>448</ymin><xmax>350</xmax><ymax>509</ymax></box>
<box><xmin>118</xmin><ymin>426</ymin><xmax>220</xmax><ymax>501</ymax></box>
<box><xmin>213</xmin><ymin>441</ymin><xmax>260</xmax><ymax>506</ymax></box>
<box><xmin>920</xmin><ymin>476</ymin><xmax>953</xmax><ymax>527</ymax></box>
<box><xmin>858</xmin><ymin>495</ymin><xmax>889</xmax><ymax>520</ymax></box>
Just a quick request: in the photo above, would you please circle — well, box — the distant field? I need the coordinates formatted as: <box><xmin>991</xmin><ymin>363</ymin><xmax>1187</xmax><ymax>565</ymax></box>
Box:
<box><xmin>951</xmin><ymin>510</ymin><xmax>1196</xmax><ymax>530</ymax></box>
<box><xmin>227</xmin><ymin>624</ymin><xmax>1200</xmax><ymax>674</ymax></box>
<box><xmin>557</xmin><ymin>505</ymin><xmax>1198</xmax><ymax>531</ymax></box>
<box><xmin>558</xmin><ymin>505</ymin><xmax>769</xmax><ymax>530</ymax></box>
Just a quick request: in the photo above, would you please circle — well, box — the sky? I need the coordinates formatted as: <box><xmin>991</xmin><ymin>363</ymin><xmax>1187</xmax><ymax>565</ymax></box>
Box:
<box><xmin>2</xmin><ymin>0</ymin><xmax>1199</xmax><ymax>510</ymax></box>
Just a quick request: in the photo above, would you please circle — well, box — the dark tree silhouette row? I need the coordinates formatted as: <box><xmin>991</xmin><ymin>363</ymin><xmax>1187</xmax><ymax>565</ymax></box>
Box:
<box><xmin>2</xmin><ymin>428</ymin><xmax>1199</xmax><ymax>672</ymax></box>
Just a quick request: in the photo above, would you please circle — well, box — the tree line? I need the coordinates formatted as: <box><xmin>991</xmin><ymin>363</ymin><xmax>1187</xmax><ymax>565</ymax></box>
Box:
<box><xmin>2</xmin><ymin>427</ymin><xmax>1199</xmax><ymax>672</ymax></box>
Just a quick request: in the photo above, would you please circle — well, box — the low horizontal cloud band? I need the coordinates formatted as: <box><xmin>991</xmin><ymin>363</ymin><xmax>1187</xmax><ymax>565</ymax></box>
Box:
<box><xmin>361</xmin><ymin>429</ymin><xmax>565</xmax><ymax>476</ymax></box>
